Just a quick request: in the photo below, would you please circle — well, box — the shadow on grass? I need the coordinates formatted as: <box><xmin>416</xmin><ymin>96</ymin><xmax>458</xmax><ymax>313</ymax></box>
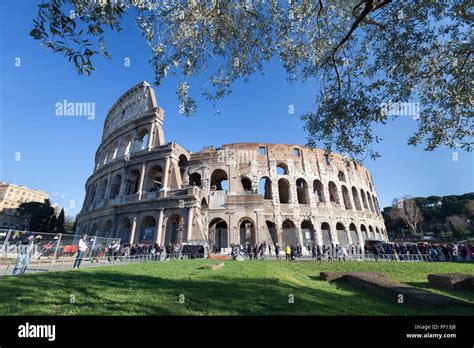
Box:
<box><xmin>1</xmin><ymin>267</ymin><xmax>473</xmax><ymax>316</ymax></box>
<box><xmin>405</xmin><ymin>281</ymin><xmax>474</xmax><ymax>304</ymax></box>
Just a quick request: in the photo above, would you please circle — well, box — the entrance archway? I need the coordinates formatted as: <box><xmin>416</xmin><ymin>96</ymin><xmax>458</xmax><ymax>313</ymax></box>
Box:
<box><xmin>239</xmin><ymin>218</ymin><xmax>255</xmax><ymax>246</ymax></box>
<box><xmin>208</xmin><ymin>218</ymin><xmax>228</xmax><ymax>251</ymax></box>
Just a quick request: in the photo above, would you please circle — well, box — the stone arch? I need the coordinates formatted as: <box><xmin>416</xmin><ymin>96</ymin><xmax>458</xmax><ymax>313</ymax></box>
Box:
<box><xmin>301</xmin><ymin>220</ymin><xmax>316</xmax><ymax>245</ymax></box>
<box><xmin>118</xmin><ymin>218</ymin><xmax>132</xmax><ymax>243</ymax></box>
<box><xmin>360</xmin><ymin>224</ymin><xmax>368</xmax><ymax>240</ymax></box>
<box><xmin>296</xmin><ymin>178</ymin><xmax>309</xmax><ymax>204</ymax></box>
<box><xmin>320</xmin><ymin>222</ymin><xmax>331</xmax><ymax>246</ymax></box>
<box><xmin>97</xmin><ymin>178</ymin><xmax>108</xmax><ymax>201</ymax></box>
<box><xmin>164</xmin><ymin>214</ymin><xmax>185</xmax><ymax>245</ymax></box>
<box><xmin>336</xmin><ymin>222</ymin><xmax>348</xmax><ymax>246</ymax></box>
<box><xmin>210</xmin><ymin>169</ymin><xmax>229</xmax><ymax>191</ymax></box>
<box><xmin>313</xmin><ymin>179</ymin><xmax>325</xmax><ymax>203</ymax></box>
<box><xmin>266</xmin><ymin>220</ymin><xmax>278</xmax><ymax>246</ymax></box>
<box><xmin>328</xmin><ymin>181</ymin><xmax>340</xmax><ymax>204</ymax></box>
<box><xmin>137</xmin><ymin>128</ymin><xmax>149</xmax><ymax>151</ymax></box>
<box><xmin>110</xmin><ymin>140</ymin><xmax>119</xmax><ymax>160</ymax></box>
<box><xmin>338</xmin><ymin>171</ymin><xmax>346</xmax><ymax>182</ymax></box>
<box><xmin>102</xmin><ymin>220</ymin><xmax>113</xmax><ymax>238</ymax></box>
<box><xmin>341</xmin><ymin>185</ymin><xmax>352</xmax><ymax>210</ymax></box>
<box><xmin>145</xmin><ymin>165</ymin><xmax>163</xmax><ymax>191</ymax></box>
<box><xmin>375</xmin><ymin>227</ymin><xmax>381</xmax><ymax>240</ymax></box>
<box><xmin>109</xmin><ymin>174</ymin><xmax>122</xmax><ymax>199</ymax></box>
<box><xmin>349</xmin><ymin>223</ymin><xmax>359</xmax><ymax>244</ymax></box>
<box><xmin>276</xmin><ymin>162</ymin><xmax>289</xmax><ymax>175</ymax></box>
<box><xmin>125</xmin><ymin>169</ymin><xmax>141</xmax><ymax>195</ymax></box>
<box><xmin>178</xmin><ymin>155</ymin><xmax>189</xmax><ymax>186</ymax></box>
<box><xmin>352</xmin><ymin>186</ymin><xmax>362</xmax><ymax>210</ymax></box>
<box><xmin>258</xmin><ymin>177</ymin><xmax>272</xmax><ymax>200</ymax></box>
<box><xmin>367</xmin><ymin>192</ymin><xmax>375</xmax><ymax>212</ymax></box>
<box><xmin>200</xmin><ymin>198</ymin><xmax>208</xmax><ymax>209</ymax></box>
<box><xmin>278</xmin><ymin>178</ymin><xmax>291</xmax><ymax>204</ymax></box>
<box><xmin>138</xmin><ymin>215</ymin><xmax>156</xmax><ymax>243</ymax></box>
<box><xmin>189</xmin><ymin>172</ymin><xmax>202</xmax><ymax>187</ymax></box>
<box><xmin>208</xmin><ymin>218</ymin><xmax>228</xmax><ymax>251</ymax></box>
<box><xmin>123</xmin><ymin>134</ymin><xmax>132</xmax><ymax>156</ymax></box>
<box><xmin>281</xmin><ymin>219</ymin><xmax>297</xmax><ymax>246</ymax></box>
<box><xmin>90</xmin><ymin>223</ymin><xmax>98</xmax><ymax>236</ymax></box>
<box><xmin>239</xmin><ymin>217</ymin><xmax>256</xmax><ymax>246</ymax></box>
<box><xmin>360</xmin><ymin>189</ymin><xmax>369</xmax><ymax>210</ymax></box>
<box><xmin>241</xmin><ymin>176</ymin><xmax>253</xmax><ymax>192</ymax></box>
<box><xmin>369</xmin><ymin>225</ymin><xmax>375</xmax><ymax>239</ymax></box>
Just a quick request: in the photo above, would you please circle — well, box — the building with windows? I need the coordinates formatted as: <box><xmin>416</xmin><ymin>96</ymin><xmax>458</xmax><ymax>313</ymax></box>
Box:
<box><xmin>0</xmin><ymin>182</ymin><xmax>49</xmax><ymax>229</ymax></box>
<box><xmin>75</xmin><ymin>81</ymin><xmax>387</xmax><ymax>251</ymax></box>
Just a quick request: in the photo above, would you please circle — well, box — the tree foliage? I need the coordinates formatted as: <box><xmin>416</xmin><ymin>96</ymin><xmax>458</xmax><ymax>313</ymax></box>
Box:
<box><xmin>30</xmin><ymin>0</ymin><xmax>473</xmax><ymax>160</ymax></box>
<box><xmin>383</xmin><ymin>192</ymin><xmax>474</xmax><ymax>239</ymax></box>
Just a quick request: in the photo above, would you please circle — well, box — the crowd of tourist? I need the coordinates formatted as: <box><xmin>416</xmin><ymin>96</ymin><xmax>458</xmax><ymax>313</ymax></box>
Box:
<box><xmin>367</xmin><ymin>241</ymin><xmax>474</xmax><ymax>261</ymax></box>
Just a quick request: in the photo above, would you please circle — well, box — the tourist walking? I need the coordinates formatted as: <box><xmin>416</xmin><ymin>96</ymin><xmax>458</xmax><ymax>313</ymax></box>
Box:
<box><xmin>73</xmin><ymin>234</ymin><xmax>89</xmax><ymax>269</ymax></box>
<box><xmin>12</xmin><ymin>232</ymin><xmax>39</xmax><ymax>275</ymax></box>
<box><xmin>275</xmin><ymin>243</ymin><xmax>280</xmax><ymax>260</ymax></box>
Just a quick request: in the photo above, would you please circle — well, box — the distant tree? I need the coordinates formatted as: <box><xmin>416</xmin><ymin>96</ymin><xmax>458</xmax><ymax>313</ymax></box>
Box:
<box><xmin>56</xmin><ymin>208</ymin><xmax>66</xmax><ymax>233</ymax></box>
<box><xmin>388</xmin><ymin>197</ymin><xmax>423</xmax><ymax>234</ymax></box>
<box><xmin>48</xmin><ymin>214</ymin><xmax>57</xmax><ymax>233</ymax></box>
<box><xmin>64</xmin><ymin>215</ymin><xmax>76</xmax><ymax>233</ymax></box>
<box><xmin>18</xmin><ymin>199</ymin><xmax>55</xmax><ymax>232</ymax></box>
<box><xmin>30</xmin><ymin>0</ymin><xmax>472</xmax><ymax>160</ymax></box>
<box><xmin>446</xmin><ymin>215</ymin><xmax>469</xmax><ymax>238</ymax></box>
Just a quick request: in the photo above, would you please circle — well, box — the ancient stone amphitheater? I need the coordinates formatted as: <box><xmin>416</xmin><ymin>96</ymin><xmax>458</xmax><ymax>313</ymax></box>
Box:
<box><xmin>75</xmin><ymin>81</ymin><xmax>387</xmax><ymax>252</ymax></box>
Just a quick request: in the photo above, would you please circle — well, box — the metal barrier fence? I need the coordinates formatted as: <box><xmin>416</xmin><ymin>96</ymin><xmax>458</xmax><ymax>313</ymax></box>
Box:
<box><xmin>0</xmin><ymin>251</ymin><xmax>206</xmax><ymax>277</ymax></box>
<box><xmin>0</xmin><ymin>229</ymin><xmax>120</xmax><ymax>260</ymax></box>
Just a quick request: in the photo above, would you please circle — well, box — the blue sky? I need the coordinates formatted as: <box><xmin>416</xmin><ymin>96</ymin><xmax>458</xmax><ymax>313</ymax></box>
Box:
<box><xmin>1</xmin><ymin>1</ymin><xmax>472</xmax><ymax>217</ymax></box>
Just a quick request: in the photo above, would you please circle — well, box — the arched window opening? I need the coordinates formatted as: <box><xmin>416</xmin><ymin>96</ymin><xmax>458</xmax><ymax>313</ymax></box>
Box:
<box><xmin>276</xmin><ymin>163</ymin><xmax>289</xmax><ymax>175</ymax></box>
<box><xmin>258</xmin><ymin>177</ymin><xmax>272</xmax><ymax>200</ymax></box>
<box><xmin>352</xmin><ymin>187</ymin><xmax>362</xmax><ymax>210</ymax></box>
<box><xmin>349</xmin><ymin>223</ymin><xmax>359</xmax><ymax>244</ymax></box>
<box><xmin>178</xmin><ymin>155</ymin><xmax>189</xmax><ymax>186</ymax></box>
<box><xmin>338</xmin><ymin>171</ymin><xmax>346</xmax><ymax>182</ymax></box>
<box><xmin>147</xmin><ymin>165</ymin><xmax>163</xmax><ymax>191</ymax></box>
<box><xmin>301</xmin><ymin>220</ymin><xmax>315</xmax><ymax>245</ymax></box>
<box><xmin>124</xmin><ymin>135</ymin><xmax>132</xmax><ymax>156</ymax></box>
<box><xmin>367</xmin><ymin>192</ymin><xmax>375</xmax><ymax>212</ymax></box>
<box><xmin>321</xmin><ymin>222</ymin><xmax>331</xmax><ymax>246</ymax></box>
<box><xmin>239</xmin><ymin>219</ymin><xmax>255</xmax><ymax>246</ymax></box>
<box><xmin>281</xmin><ymin>219</ymin><xmax>297</xmax><ymax>246</ymax></box>
<box><xmin>125</xmin><ymin>170</ymin><xmax>141</xmax><ymax>195</ymax></box>
<box><xmin>313</xmin><ymin>180</ymin><xmax>325</xmax><ymax>203</ymax></box>
<box><xmin>336</xmin><ymin>222</ymin><xmax>348</xmax><ymax>246</ymax></box>
<box><xmin>98</xmin><ymin>179</ymin><xmax>108</xmax><ymax>201</ymax></box>
<box><xmin>189</xmin><ymin>172</ymin><xmax>202</xmax><ymax>187</ymax></box>
<box><xmin>137</xmin><ymin>129</ymin><xmax>149</xmax><ymax>151</ymax></box>
<box><xmin>109</xmin><ymin>174</ymin><xmax>122</xmax><ymax>199</ymax></box>
<box><xmin>266</xmin><ymin>221</ymin><xmax>278</xmax><ymax>246</ymax></box>
<box><xmin>278</xmin><ymin>178</ymin><xmax>290</xmax><ymax>204</ymax></box>
<box><xmin>296</xmin><ymin>178</ymin><xmax>309</xmax><ymax>204</ymax></box>
<box><xmin>328</xmin><ymin>181</ymin><xmax>339</xmax><ymax>204</ymax></box>
<box><xmin>360</xmin><ymin>189</ymin><xmax>369</xmax><ymax>210</ymax></box>
<box><xmin>241</xmin><ymin>176</ymin><xmax>252</xmax><ymax>192</ymax></box>
<box><xmin>361</xmin><ymin>224</ymin><xmax>368</xmax><ymax>240</ymax></box>
<box><xmin>210</xmin><ymin>169</ymin><xmax>229</xmax><ymax>191</ymax></box>
<box><xmin>341</xmin><ymin>185</ymin><xmax>352</xmax><ymax>210</ymax></box>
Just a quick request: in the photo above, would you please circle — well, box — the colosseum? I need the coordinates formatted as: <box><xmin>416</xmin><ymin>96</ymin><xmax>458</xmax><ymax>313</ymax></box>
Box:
<box><xmin>75</xmin><ymin>81</ymin><xmax>388</xmax><ymax>253</ymax></box>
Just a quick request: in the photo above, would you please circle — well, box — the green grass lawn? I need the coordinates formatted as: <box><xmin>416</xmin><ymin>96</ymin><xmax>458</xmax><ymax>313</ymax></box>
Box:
<box><xmin>1</xmin><ymin>260</ymin><xmax>473</xmax><ymax>315</ymax></box>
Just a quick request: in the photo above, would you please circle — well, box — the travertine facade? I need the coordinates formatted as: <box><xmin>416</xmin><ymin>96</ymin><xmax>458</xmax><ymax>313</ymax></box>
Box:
<box><xmin>75</xmin><ymin>81</ymin><xmax>387</xmax><ymax>251</ymax></box>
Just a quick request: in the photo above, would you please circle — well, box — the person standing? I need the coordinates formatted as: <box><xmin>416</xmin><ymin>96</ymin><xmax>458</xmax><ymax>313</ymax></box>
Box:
<box><xmin>275</xmin><ymin>243</ymin><xmax>280</xmax><ymax>260</ymax></box>
<box><xmin>12</xmin><ymin>232</ymin><xmax>36</xmax><ymax>275</ymax></box>
<box><xmin>73</xmin><ymin>234</ymin><xmax>89</xmax><ymax>269</ymax></box>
